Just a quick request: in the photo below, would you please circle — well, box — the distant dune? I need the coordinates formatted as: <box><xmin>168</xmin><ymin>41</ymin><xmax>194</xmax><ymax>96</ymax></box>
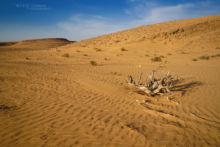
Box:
<box><xmin>0</xmin><ymin>38</ymin><xmax>74</xmax><ymax>50</ymax></box>
<box><xmin>0</xmin><ymin>15</ymin><xmax>220</xmax><ymax>147</ymax></box>
<box><xmin>0</xmin><ymin>41</ymin><xmax>17</xmax><ymax>47</ymax></box>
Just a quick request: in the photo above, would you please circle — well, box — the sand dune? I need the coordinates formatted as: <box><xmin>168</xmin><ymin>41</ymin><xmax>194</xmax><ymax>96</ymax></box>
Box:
<box><xmin>0</xmin><ymin>38</ymin><xmax>73</xmax><ymax>51</ymax></box>
<box><xmin>0</xmin><ymin>42</ymin><xmax>17</xmax><ymax>47</ymax></box>
<box><xmin>0</xmin><ymin>15</ymin><xmax>220</xmax><ymax>146</ymax></box>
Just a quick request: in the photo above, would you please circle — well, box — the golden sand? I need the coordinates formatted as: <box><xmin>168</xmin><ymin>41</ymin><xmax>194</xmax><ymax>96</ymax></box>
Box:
<box><xmin>0</xmin><ymin>15</ymin><xmax>220</xmax><ymax>146</ymax></box>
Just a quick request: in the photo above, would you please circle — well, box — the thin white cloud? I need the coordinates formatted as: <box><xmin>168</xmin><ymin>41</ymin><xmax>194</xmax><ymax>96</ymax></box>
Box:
<box><xmin>127</xmin><ymin>0</ymin><xmax>138</xmax><ymax>2</ymax></box>
<box><xmin>15</xmin><ymin>4</ymin><xmax>51</xmax><ymax>11</ymax></box>
<box><xmin>127</xmin><ymin>0</ymin><xmax>220</xmax><ymax>26</ymax></box>
<box><xmin>57</xmin><ymin>14</ymin><xmax>128</xmax><ymax>41</ymax></box>
<box><xmin>132</xmin><ymin>3</ymin><xmax>195</xmax><ymax>25</ymax></box>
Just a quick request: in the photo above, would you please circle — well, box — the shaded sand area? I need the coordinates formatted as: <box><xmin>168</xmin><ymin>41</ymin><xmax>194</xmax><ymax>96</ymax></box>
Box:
<box><xmin>0</xmin><ymin>15</ymin><xmax>220</xmax><ymax>146</ymax></box>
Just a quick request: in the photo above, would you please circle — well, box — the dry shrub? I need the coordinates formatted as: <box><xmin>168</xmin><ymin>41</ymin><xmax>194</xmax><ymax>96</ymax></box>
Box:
<box><xmin>0</xmin><ymin>105</ymin><xmax>16</xmax><ymax>110</ymax></box>
<box><xmin>111</xmin><ymin>72</ymin><xmax>122</xmax><ymax>76</ymax></box>
<box><xmin>145</xmin><ymin>54</ymin><xmax>150</xmax><ymax>57</ymax></box>
<box><xmin>127</xmin><ymin>70</ymin><xmax>181</xmax><ymax>96</ymax></box>
<box><xmin>151</xmin><ymin>56</ymin><xmax>162</xmax><ymax>62</ymax></box>
<box><xmin>104</xmin><ymin>57</ymin><xmax>110</xmax><ymax>60</ymax></box>
<box><xmin>193</xmin><ymin>54</ymin><xmax>220</xmax><ymax>61</ymax></box>
<box><xmin>192</xmin><ymin>58</ymin><xmax>197</xmax><ymax>61</ymax></box>
<box><xmin>94</xmin><ymin>48</ymin><xmax>102</xmax><ymax>52</ymax></box>
<box><xmin>121</xmin><ymin>47</ymin><xmax>127</xmax><ymax>51</ymax></box>
<box><xmin>199</xmin><ymin>56</ymin><xmax>209</xmax><ymax>60</ymax></box>
<box><xmin>211</xmin><ymin>54</ymin><xmax>220</xmax><ymax>58</ymax></box>
<box><xmin>90</xmin><ymin>60</ymin><xmax>97</xmax><ymax>66</ymax></box>
<box><xmin>216</xmin><ymin>54</ymin><xmax>220</xmax><ymax>57</ymax></box>
<box><xmin>62</xmin><ymin>53</ymin><xmax>70</xmax><ymax>57</ymax></box>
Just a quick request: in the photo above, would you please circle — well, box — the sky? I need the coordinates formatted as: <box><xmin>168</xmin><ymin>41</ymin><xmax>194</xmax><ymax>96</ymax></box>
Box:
<box><xmin>0</xmin><ymin>0</ymin><xmax>220</xmax><ymax>41</ymax></box>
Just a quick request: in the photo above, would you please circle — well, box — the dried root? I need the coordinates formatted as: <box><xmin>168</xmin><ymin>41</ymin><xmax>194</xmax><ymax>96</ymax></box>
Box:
<box><xmin>128</xmin><ymin>70</ymin><xmax>181</xmax><ymax>96</ymax></box>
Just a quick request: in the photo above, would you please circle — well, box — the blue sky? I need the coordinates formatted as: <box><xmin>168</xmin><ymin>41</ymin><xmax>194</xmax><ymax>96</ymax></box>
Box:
<box><xmin>0</xmin><ymin>0</ymin><xmax>219</xmax><ymax>41</ymax></box>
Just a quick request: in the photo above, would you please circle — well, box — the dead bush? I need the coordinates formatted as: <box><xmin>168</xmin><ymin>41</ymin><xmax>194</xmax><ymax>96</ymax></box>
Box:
<box><xmin>94</xmin><ymin>48</ymin><xmax>102</xmax><ymax>52</ymax></box>
<box><xmin>90</xmin><ymin>60</ymin><xmax>97</xmax><ymax>66</ymax></box>
<box><xmin>199</xmin><ymin>56</ymin><xmax>209</xmax><ymax>60</ymax></box>
<box><xmin>151</xmin><ymin>56</ymin><xmax>162</xmax><ymax>62</ymax></box>
<box><xmin>192</xmin><ymin>58</ymin><xmax>197</xmax><ymax>61</ymax></box>
<box><xmin>127</xmin><ymin>70</ymin><xmax>182</xmax><ymax>96</ymax></box>
<box><xmin>62</xmin><ymin>53</ymin><xmax>70</xmax><ymax>58</ymax></box>
<box><xmin>121</xmin><ymin>47</ymin><xmax>128</xmax><ymax>51</ymax></box>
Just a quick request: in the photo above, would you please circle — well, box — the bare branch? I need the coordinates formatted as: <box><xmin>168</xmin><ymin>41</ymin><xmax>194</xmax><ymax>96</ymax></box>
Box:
<box><xmin>138</xmin><ymin>72</ymin><xmax>143</xmax><ymax>85</ymax></box>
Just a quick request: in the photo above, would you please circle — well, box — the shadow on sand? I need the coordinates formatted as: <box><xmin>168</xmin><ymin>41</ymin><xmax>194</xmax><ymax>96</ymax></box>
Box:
<box><xmin>171</xmin><ymin>81</ymin><xmax>203</xmax><ymax>96</ymax></box>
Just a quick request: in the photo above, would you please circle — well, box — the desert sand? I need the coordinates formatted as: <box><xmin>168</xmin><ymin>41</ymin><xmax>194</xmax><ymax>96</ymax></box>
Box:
<box><xmin>0</xmin><ymin>15</ymin><xmax>220</xmax><ymax>146</ymax></box>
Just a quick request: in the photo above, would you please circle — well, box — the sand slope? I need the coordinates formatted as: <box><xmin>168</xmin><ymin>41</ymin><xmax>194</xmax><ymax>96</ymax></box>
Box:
<box><xmin>0</xmin><ymin>15</ymin><xmax>220</xmax><ymax>146</ymax></box>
